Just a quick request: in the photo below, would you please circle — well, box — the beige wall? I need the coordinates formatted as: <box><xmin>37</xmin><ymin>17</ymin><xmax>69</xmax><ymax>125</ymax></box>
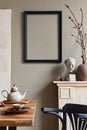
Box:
<box><xmin>0</xmin><ymin>0</ymin><xmax>87</xmax><ymax>130</ymax></box>
<box><xmin>0</xmin><ymin>10</ymin><xmax>11</xmax><ymax>101</ymax></box>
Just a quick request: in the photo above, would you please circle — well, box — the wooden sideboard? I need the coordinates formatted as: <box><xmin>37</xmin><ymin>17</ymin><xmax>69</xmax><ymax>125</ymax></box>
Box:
<box><xmin>53</xmin><ymin>81</ymin><xmax>87</xmax><ymax>130</ymax></box>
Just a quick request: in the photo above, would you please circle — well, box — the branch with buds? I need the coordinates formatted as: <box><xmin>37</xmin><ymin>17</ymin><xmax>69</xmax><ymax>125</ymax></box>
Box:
<box><xmin>65</xmin><ymin>4</ymin><xmax>87</xmax><ymax>64</ymax></box>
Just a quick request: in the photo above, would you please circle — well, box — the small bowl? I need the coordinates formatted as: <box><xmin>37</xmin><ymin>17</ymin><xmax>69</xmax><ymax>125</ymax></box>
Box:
<box><xmin>13</xmin><ymin>104</ymin><xmax>24</xmax><ymax>110</ymax></box>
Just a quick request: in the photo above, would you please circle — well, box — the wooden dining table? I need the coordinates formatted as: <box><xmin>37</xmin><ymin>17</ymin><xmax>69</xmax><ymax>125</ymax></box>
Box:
<box><xmin>0</xmin><ymin>100</ymin><xmax>36</xmax><ymax>130</ymax></box>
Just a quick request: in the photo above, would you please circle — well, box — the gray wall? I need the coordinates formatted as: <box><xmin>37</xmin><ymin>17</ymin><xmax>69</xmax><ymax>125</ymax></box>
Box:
<box><xmin>0</xmin><ymin>0</ymin><xmax>87</xmax><ymax>130</ymax></box>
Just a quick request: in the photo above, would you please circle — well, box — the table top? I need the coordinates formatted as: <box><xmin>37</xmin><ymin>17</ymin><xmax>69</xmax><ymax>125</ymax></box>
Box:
<box><xmin>0</xmin><ymin>100</ymin><xmax>36</xmax><ymax>127</ymax></box>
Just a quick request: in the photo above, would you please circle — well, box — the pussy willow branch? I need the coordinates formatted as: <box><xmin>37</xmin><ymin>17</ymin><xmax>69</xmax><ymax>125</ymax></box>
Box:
<box><xmin>65</xmin><ymin>4</ymin><xmax>78</xmax><ymax>28</ymax></box>
<box><xmin>65</xmin><ymin>4</ymin><xmax>87</xmax><ymax>63</ymax></box>
<box><xmin>80</xmin><ymin>8</ymin><xmax>83</xmax><ymax>28</ymax></box>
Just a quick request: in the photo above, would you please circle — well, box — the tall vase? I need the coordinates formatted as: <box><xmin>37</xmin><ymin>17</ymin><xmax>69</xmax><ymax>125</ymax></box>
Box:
<box><xmin>77</xmin><ymin>62</ymin><xmax>87</xmax><ymax>81</ymax></box>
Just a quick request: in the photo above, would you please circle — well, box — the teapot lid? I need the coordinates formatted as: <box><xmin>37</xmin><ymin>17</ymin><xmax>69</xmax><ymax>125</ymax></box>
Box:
<box><xmin>11</xmin><ymin>84</ymin><xmax>18</xmax><ymax>92</ymax></box>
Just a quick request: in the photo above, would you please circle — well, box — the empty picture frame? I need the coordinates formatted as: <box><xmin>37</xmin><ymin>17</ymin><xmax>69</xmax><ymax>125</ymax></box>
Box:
<box><xmin>24</xmin><ymin>11</ymin><xmax>62</xmax><ymax>63</ymax></box>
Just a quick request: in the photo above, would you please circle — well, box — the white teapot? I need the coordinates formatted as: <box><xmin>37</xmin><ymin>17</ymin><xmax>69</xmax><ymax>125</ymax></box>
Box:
<box><xmin>1</xmin><ymin>84</ymin><xmax>26</xmax><ymax>101</ymax></box>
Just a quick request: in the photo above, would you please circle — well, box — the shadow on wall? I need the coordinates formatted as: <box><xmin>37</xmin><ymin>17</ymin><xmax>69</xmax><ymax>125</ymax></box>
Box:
<box><xmin>51</xmin><ymin>63</ymin><xmax>67</xmax><ymax>80</ymax></box>
<box><xmin>41</xmin><ymin>83</ymin><xmax>58</xmax><ymax>130</ymax></box>
<box><xmin>40</xmin><ymin>63</ymin><xmax>66</xmax><ymax>130</ymax></box>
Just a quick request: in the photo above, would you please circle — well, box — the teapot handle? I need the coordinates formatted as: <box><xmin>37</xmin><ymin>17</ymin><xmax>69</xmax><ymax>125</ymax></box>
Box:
<box><xmin>1</xmin><ymin>90</ymin><xmax>8</xmax><ymax>99</ymax></box>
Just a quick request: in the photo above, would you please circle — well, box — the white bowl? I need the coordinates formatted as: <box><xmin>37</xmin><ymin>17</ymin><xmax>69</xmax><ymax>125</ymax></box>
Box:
<box><xmin>13</xmin><ymin>104</ymin><xmax>24</xmax><ymax>110</ymax></box>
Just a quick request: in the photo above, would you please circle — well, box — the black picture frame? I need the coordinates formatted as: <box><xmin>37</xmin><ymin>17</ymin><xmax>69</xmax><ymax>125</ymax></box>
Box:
<box><xmin>24</xmin><ymin>11</ymin><xmax>62</xmax><ymax>63</ymax></box>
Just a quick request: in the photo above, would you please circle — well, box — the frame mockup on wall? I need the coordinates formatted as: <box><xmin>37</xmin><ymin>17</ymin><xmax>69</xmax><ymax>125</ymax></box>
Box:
<box><xmin>24</xmin><ymin>11</ymin><xmax>62</xmax><ymax>63</ymax></box>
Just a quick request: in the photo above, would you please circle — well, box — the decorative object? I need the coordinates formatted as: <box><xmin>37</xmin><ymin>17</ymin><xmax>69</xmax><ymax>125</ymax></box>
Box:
<box><xmin>76</xmin><ymin>63</ymin><xmax>87</xmax><ymax>80</ymax></box>
<box><xmin>24</xmin><ymin>11</ymin><xmax>62</xmax><ymax>63</ymax></box>
<box><xmin>1</xmin><ymin>84</ymin><xmax>26</xmax><ymax>101</ymax></box>
<box><xmin>65</xmin><ymin>4</ymin><xmax>87</xmax><ymax>80</ymax></box>
<box><xmin>65</xmin><ymin>74</ymin><xmax>76</xmax><ymax>81</ymax></box>
<box><xmin>64</xmin><ymin>57</ymin><xmax>76</xmax><ymax>73</ymax></box>
<box><xmin>64</xmin><ymin>57</ymin><xmax>76</xmax><ymax>81</ymax></box>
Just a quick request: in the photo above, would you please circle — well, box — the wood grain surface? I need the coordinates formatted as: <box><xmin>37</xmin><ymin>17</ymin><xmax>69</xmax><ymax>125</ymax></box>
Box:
<box><xmin>0</xmin><ymin>101</ymin><xmax>36</xmax><ymax>127</ymax></box>
<box><xmin>3</xmin><ymin>100</ymin><xmax>29</xmax><ymax>104</ymax></box>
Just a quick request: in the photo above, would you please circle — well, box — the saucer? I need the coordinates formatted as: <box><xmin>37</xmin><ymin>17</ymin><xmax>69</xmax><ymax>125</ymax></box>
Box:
<box><xmin>5</xmin><ymin>107</ymin><xmax>30</xmax><ymax>114</ymax></box>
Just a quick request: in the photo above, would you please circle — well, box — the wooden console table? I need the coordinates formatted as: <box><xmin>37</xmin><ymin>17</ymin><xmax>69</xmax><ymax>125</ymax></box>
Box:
<box><xmin>0</xmin><ymin>100</ymin><xmax>36</xmax><ymax>130</ymax></box>
<box><xmin>53</xmin><ymin>81</ymin><xmax>87</xmax><ymax>130</ymax></box>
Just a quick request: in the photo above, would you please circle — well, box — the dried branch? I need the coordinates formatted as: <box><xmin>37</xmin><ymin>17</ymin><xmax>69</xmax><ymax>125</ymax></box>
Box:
<box><xmin>65</xmin><ymin>4</ymin><xmax>87</xmax><ymax>63</ymax></box>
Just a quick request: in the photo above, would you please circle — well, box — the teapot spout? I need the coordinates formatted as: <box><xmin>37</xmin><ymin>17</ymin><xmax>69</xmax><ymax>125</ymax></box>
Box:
<box><xmin>22</xmin><ymin>91</ymin><xmax>26</xmax><ymax>99</ymax></box>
